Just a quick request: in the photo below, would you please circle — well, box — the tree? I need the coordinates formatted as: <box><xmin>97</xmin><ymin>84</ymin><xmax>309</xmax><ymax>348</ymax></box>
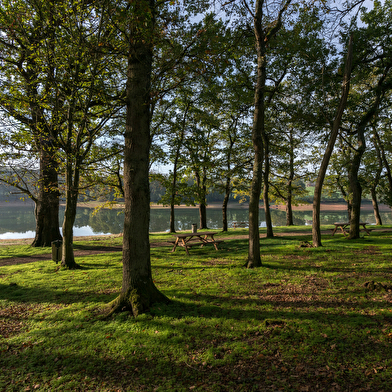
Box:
<box><xmin>0</xmin><ymin>0</ymin><xmax>62</xmax><ymax>247</ymax></box>
<box><xmin>49</xmin><ymin>1</ymin><xmax>121</xmax><ymax>268</ymax></box>
<box><xmin>106</xmin><ymin>0</ymin><xmax>169</xmax><ymax>316</ymax></box>
<box><xmin>312</xmin><ymin>35</ymin><xmax>353</xmax><ymax>247</ymax></box>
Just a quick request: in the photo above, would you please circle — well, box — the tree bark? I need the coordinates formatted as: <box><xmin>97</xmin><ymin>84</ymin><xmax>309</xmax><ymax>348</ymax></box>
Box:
<box><xmin>370</xmin><ymin>133</ymin><xmax>383</xmax><ymax>225</ymax></box>
<box><xmin>222</xmin><ymin>135</ymin><xmax>234</xmax><ymax>232</ymax></box>
<box><xmin>263</xmin><ymin>136</ymin><xmax>273</xmax><ymax>237</ymax></box>
<box><xmin>107</xmin><ymin>0</ymin><xmax>168</xmax><ymax>316</ymax></box>
<box><xmin>286</xmin><ymin>186</ymin><xmax>293</xmax><ymax>226</ymax></box>
<box><xmin>222</xmin><ymin>175</ymin><xmax>231</xmax><ymax>232</ymax></box>
<box><xmin>247</xmin><ymin>0</ymin><xmax>291</xmax><ymax>267</ymax></box>
<box><xmin>374</xmin><ymin>129</ymin><xmax>392</xmax><ymax>207</ymax></box>
<box><xmin>169</xmin><ymin>154</ymin><xmax>179</xmax><ymax>233</ymax></box>
<box><xmin>312</xmin><ymin>35</ymin><xmax>353</xmax><ymax>247</ymax></box>
<box><xmin>169</xmin><ymin>105</ymin><xmax>188</xmax><ymax>233</ymax></box>
<box><xmin>195</xmin><ymin>169</ymin><xmax>207</xmax><ymax>229</ymax></box>
<box><xmin>347</xmin><ymin>64</ymin><xmax>392</xmax><ymax>237</ymax></box>
<box><xmin>286</xmin><ymin>130</ymin><xmax>294</xmax><ymax>226</ymax></box>
<box><xmin>32</xmin><ymin>146</ymin><xmax>62</xmax><ymax>247</ymax></box>
<box><xmin>371</xmin><ymin>189</ymin><xmax>382</xmax><ymax>226</ymax></box>
<box><xmin>247</xmin><ymin>0</ymin><xmax>266</xmax><ymax>268</ymax></box>
<box><xmin>61</xmin><ymin>161</ymin><xmax>80</xmax><ymax>269</ymax></box>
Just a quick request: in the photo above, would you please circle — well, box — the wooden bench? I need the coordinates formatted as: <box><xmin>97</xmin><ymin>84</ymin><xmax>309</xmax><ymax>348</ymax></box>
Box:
<box><xmin>170</xmin><ymin>231</ymin><xmax>222</xmax><ymax>255</ymax></box>
<box><xmin>232</xmin><ymin>221</ymin><xmax>247</xmax><ymax>229</ymax></box>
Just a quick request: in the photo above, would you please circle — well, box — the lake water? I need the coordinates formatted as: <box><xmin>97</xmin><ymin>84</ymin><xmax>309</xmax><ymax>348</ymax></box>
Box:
<box><xmin>0</xmin><ymin>203</ymin><xmax>391</xmax><ymax>239</ymax></box>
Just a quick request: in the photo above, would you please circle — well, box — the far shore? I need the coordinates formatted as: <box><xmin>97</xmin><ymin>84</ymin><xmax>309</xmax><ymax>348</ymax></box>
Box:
<box><xmin>0</xmin><ymin>199</ymin><xmax>391</xmax><ymax>212</ymax></box>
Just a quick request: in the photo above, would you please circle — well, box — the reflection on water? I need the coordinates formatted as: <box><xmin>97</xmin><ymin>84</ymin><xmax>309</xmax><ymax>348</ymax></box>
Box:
<box><xmin>0</xmin><ymin>203</ymin><xmax>391</xmax><ymax>239</ymax></box>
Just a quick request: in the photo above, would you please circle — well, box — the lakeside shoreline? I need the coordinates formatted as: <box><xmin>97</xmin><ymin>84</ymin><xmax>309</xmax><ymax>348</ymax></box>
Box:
<box><xmin>0</xmin><ymin>200</ymin><xmax>390</xmax><ymax>245</ymax></box>
<box><xmin>0</xmin><ymin>200</ymin><xmax>390</xmax><ymax>212</ymax></box>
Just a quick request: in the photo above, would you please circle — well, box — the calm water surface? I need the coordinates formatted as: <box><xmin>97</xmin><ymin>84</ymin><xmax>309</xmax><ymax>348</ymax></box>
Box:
<box><xmin>0</xmin><ymin>203</ymin><xmax>391</xmax><ymax>239</ymax></box>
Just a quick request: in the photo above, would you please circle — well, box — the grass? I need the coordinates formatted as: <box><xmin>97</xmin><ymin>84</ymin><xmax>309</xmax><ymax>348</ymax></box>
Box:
<box><xmin>1</xmin><ymin>225</ymin><xmax>392</xmax><ymax>391</ymax></box>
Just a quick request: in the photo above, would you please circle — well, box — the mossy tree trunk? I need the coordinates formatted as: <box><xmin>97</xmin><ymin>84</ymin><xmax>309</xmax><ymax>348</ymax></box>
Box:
<box><xmin>108</xmin><ymin>0</ymin><xmax>168</xmax><ymax>316</ymax></box>
<box><xmin>61</xmin><ymin>158</ymin><xmax>80</xmax><ymax>269</ymax></box>
<box><xmin>32</xmin><ymin>144</ymin><xmax>62</xmax><ymax>247</ymax></box>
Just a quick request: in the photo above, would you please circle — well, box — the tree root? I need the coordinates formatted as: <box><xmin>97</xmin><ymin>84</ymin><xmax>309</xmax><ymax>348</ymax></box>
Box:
<box><xmin>101</xmin><ymin>287</ymin><xmax>170</xmax><ymax>319</ymax></box>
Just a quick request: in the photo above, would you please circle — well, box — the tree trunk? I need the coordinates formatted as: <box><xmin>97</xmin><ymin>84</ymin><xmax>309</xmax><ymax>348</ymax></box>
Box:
<box><xmin>247</xmin><ymin>0</ymin><xmax>266</xmax><ymax>268</ymax></box>
<box><xmin>312</xmin><ymin>35</ymin><xmax>353</xmax><ymax>247</ymax></box>
<box><xmin>263</xmin><ymin>137</ymin><xmax>273</xmax><ymax>237</ymax></box>
<box><xmin>286</xmin><ymin>131</ymin><xmax>294</xmax><ymax>226</ymax></box>
<box><xmin>199</xmin><ymin>201</ymin><xmax>207</xmax><ymax>229</ymax></box>
<box><xmin>347</xmin><ymin>164</ymin><xmax>363</xmax><ymax>239</ymax></box>
<box><xmin>371</xmin><ymin>188</ymin><xmax>382</xmax><ymax>225</ymax></box>
<box><xmin>169</xmin><ymin>168</ymin><xmax>178</xmax><ymax>233</ymax></box>
<box><xmin>169</xmin><ymin>105</ymin><xmax>188</xmax><ymax>233</ymax></box>
<box><xmin>222</xmin><ymin>176</ymin><xmax>230</xmax><ymax>232</ymax></box>
<box><xmin>169</xmin><ymin>204</ymin><xmax>176</xmax><ymax>233</ymax></box>
<box><xmin>247</xmin><ymin>0</ymin><xmax>291</xmax><ymax>266</ymax></box>
<box><xmin>32</xmin><ymin>146</ymin><xmax>62</xmax><ymax>247</ymax></box>
<box><xmin>374</xmin><ymin>130</ymin><xmax>392</xmax><ymax>207</ymax></box>
<box><xmin>222</xmin><ymin>136</ymin><xmax>233</xmax><ymax>232</ymax></box>
<box><xmin>107</xmin><ymin>1</ymin><xmax>168</xmax><ymax>316</ymax></box>
<box><xmin>286</xmin><ymin>189</ymin><xmax>293</xmax><ymax>226</ymax></box>
<box><xmin>61</xmin><ymin>161</ymin><xmax>80</xmax><ymax>269</ymax></box>
<box><xmin>347</xmin><ymin>199</ymin><xmax>352</xmax><ymax>222</ymax></box>
<box><xmin>370</xmin><ymin>133</ymin><xmax>383</xmax><ymax>226</ymax></box>
<box><xmin>347</xmin><ymin>64</ymin><xmax>392</xmax><ymax>237</ymax></box>
<box><xmin>195</xmin><ymin>170</ymin><xmax>207</xmax><ymax>229</ymax></box>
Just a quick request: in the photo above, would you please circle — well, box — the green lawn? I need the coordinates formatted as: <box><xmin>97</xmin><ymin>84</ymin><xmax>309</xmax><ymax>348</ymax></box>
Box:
<box><xmin>1</xmin><ymin>226</ymin><xmax>392</xmax><ymax>391</ymax></box>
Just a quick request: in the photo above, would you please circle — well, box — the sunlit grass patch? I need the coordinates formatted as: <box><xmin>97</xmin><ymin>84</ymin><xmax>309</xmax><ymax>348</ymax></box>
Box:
<box><xmin>1</xmin><ymin>228</ymin><xmax>392</xmax><ymax>390</ymax></box>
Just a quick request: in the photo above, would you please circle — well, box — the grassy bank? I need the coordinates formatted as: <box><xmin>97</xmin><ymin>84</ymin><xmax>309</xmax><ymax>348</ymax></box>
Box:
<box><xmin>1</xmin><ymin>226</ymin><xmax>392</xmax><ymax>391</ymax></box>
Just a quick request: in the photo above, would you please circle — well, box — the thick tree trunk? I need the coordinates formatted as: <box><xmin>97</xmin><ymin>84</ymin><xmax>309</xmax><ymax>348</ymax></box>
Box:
<box><xmin>31</xmin><ymin>142</ymin><xmax>61</xmax><ymax>247</ymax></box>
<box><xmin>199</xmin><ymin>202</ymin><xmax>207</xmax><ymax>229</ymax></box>
<box><xmin>107</xmin><ymin>1</ymin><xmax>168</xmax><ymax>316</ymax></box>
<box><xmin>348</xmin><ymin>167</ymin><xmax>363</xmax><ymax>239</ymax></box>
<box><xmin>312</xmin><ymin>35</ymin><xmax>353</xmax><ymax>247</ymax></box>
<box><xmin>31</xmin><ymin>143</ymin><xmax>62</xmax><ymax>247</ymax></box>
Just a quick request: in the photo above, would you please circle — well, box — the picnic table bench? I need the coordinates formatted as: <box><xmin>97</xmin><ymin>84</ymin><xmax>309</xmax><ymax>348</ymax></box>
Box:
<box><xmin>232</xmin><ymin>221</ymin><xmax>247</xmax><ymax>229</ymax></box>
<box><xmin>170</xmin><ymin>231</ymin><xmax>224</xmax><ymax>255</ymax></box>
<box><xmin>331</xmin><ymin>222</ymin><xmax>373</xmax><ymax>237</ymax></box>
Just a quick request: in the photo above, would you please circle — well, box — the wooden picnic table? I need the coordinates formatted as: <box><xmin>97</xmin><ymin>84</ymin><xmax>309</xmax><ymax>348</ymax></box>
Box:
<box><xmin>332</xmin><ymin>222</ymin><xmax>372</xmax><ymax>236</ymax></box>
<box><xmin>170</xmin><ymin>231</ymin><xmax>223</xmax><ymax>255</ymax></box>
<box><xmin>232</xmin><ymin>221</ymin><xmax>247</xmax><ymax>229</ymax></box>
